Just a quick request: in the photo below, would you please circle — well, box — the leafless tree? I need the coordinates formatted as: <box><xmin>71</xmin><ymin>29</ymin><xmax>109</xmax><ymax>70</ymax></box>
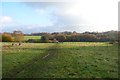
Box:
<box><xmin>13</xmin><ymin>30</ymin><xmax>24</xmax><ymax>45</ymax></box>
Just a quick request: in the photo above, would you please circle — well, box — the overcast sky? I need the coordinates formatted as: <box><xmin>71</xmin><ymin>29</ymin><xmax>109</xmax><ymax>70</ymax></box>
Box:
<box><xmin>0</xmin><ymin>0</ymin><xmax>119</xmax><ymax>33</ymax></box>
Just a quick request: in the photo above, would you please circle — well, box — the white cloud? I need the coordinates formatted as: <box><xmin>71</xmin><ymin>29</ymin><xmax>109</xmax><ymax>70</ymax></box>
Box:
<box><xmin>2</xmin><ymin>0</ymin><xmax>119</xmax><ymax>33</ymax></box>
<box><xmin>22</xmin><ymin>0</ymin><xmax>119</xmax><ymax>32</ymax></box>
<box><xmin>50</xmin><ymin>0</ymin><xmax>118</xmax><ymax>32</ymax></box>
<box><xmin>0</xmin><ymin>16</ymin><xmax>13</xmax><ymax>24</ymax></box>
<box><xmin>35</xmin><ymin>9</ymin><xmax>45</xmax><ymax>15</ymax></box>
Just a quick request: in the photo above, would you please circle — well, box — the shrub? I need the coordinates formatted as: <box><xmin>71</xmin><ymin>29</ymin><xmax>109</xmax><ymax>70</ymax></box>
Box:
<box><xmin>2</xmin><ymin>33</ymin><xmax>13</xmax><ymax>42</ymax></box>
<box><xmin>54</xmin><ymin>34</ymin><xmax>66</xmax><ymax>42</ymax></box>
<box><xmin>40</xmin><ymin>35</ymin><xmax>49</xmax><ymax>43</ymax></box>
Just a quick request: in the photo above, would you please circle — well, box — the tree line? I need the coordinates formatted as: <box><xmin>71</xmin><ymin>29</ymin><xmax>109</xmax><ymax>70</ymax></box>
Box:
<box><xmin>0</xmin><ymin>31</ymin><xmax>24</xmax><ymax>42</ymax></box>
<box><xmin>0</xmin><ymin>30</ymin><xmax>119</xmax><ymax>43</ymax></box>
<box><xmin>30</xmin><ymin>30</ymin><xmax>119</xmax><ymax>43</ymax></box>
<box><xmin>40</xmin><ymin>33</ymin><xmax>113</xmax><ymax>43</ymax></box>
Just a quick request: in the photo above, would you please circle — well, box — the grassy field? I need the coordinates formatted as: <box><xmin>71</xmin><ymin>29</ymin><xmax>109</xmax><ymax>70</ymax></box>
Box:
<box><xmin>1</xmin><ymin>42</ymin><xmax>119</xmax><ymax>78</ymax></box>
<box><xmin>24</xmin><ymin>36</ymin><xmax>41</xmax><ymax>41</ymax></box>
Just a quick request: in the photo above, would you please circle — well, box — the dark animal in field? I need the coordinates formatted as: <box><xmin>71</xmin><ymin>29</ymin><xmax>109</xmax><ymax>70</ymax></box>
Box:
<box><xmin>12</xmin><ymin>43</ymin><xmax>14</xmax><ymax>46</ymax></box>
<box><xmin>19</xmin><ymin>42</ymin><xmax>22</xmax><ymax>46</ymax></box>
<box><xmin>11</xmin><ymin>42</ymin><xmax>22</xmax><ymax>46</ymax></box>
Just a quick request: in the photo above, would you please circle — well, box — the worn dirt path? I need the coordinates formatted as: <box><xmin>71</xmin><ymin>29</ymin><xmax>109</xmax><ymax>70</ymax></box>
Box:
<box><xmin>3</xmin><ymin>43</ymin><xmax>61</xmax><ymax>78</ymax></box>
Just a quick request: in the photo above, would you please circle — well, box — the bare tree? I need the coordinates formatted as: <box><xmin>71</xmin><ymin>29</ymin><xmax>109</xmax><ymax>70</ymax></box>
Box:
<box><xmin>13</xmin><ymin>30</ymin><xmax>24</xmax><ymax>45</ymax></box>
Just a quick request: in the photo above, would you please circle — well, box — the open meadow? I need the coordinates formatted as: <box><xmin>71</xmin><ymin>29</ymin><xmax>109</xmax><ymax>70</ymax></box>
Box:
<box><xmin>24</xmin><ymin>36</ymin><xmax>41</xmax><ymax>41</ymax></box>
<box><xmin>1</xmin><ymin>1</ymin><xmax>119</xmax><ymax>79</ymax></box>
<box><xmin>1</xmin><ymin>42</ymin><xmax>119</xmax><ymax>78</ymax></box>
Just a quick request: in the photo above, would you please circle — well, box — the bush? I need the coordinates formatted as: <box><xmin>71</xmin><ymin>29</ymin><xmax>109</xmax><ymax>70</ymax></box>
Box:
<box><xmin>0</xmin><ymin>34</ymin><xmax>2</xmax><ymax>42</ymax></box>
<box><xmin>2</xmin><ymin>33</ymin><xmax>13</xmax><ymax>42</ymax></box>
<box><xmin>40</xmin><ymin>35</ymin><xmax>49</xmax><ymax>43</ymax></box>
<box><xmin>54</xmin><ymin>34</ymin><xmax>66</xmax><ymax>42</ymax></box>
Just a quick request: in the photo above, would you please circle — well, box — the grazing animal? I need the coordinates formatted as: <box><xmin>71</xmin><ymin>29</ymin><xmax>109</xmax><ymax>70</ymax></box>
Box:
<box><xmin>11</xmin><ymin>42</ymin><xmax>22</xmax><ymax>46</ymax></box>
<box><xmin>19</xmin><ymin>42</ymin><xmax>21</xmax><ymax>46</ymax></box>
<box><xmin>56</xmin><ymin>41</ymin><xmax>59</xmax><ymax>43</ymax></box>
<box><xmin>53</xmin><ymin>38</ymin><xmax>59</xmax><ymax>43</ymax></box>
<box><xmin>12</xmin><ymin>43</ymin><xmax>14</xmax><ymax>46</ymax></box>
<box><xmin>14</xmin><ymin>43</ymin><xmax>18</xmax><ymax>46</ymax></box>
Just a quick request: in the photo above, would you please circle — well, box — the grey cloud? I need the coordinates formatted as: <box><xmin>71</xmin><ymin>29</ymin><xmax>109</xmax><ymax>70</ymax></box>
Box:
<box><xmin>20</xmin><ymin>2</ymin><xmax>87</xmax><ymax>33</ymax></box>
<box><xmin>22</xmin><ymin>2</ymin><xmax>67</xmax><ymax>9</ymax></box>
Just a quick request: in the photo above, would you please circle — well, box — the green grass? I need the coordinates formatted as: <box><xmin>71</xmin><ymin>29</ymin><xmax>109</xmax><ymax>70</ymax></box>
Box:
<box><xmin>1</xmin><ymin>42</ymin><xmax>119</xmax><ymax>78</ymax></box>
<box><xmin>24</xmin><ymin>36</ymin><xmax>41</xmax><ymax>41</ymax></box>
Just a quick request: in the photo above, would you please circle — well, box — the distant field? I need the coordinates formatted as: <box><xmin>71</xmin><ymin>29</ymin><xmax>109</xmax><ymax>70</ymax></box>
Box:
<box><xmin>24</xmin><ymin>36</ymin><xmax>41</xmax><ymax>41</ymax></box>
<box><xmin>1</xmin><ymin>42</ymin><xmax>119</xmax><ymax>78</ymax></box>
